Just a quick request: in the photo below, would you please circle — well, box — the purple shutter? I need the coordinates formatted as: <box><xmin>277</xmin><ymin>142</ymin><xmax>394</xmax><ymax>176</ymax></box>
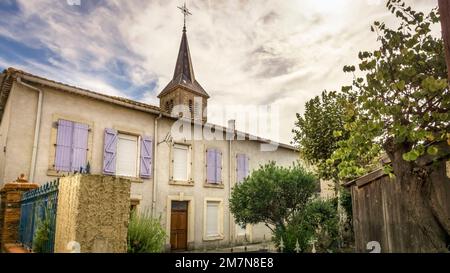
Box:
<box><xmin>215</xmin><ymin>150</ymin><xmax>222</xmax><ymax>184</ymax></box>
<box><xmin>236</xmin><ymin>154</ymin><xmax>245</xmax><ymax>183</ymax></box>
<box><xmin>206</xmin><ymin>149</ymin><xmax>216</xmax><ymax>183</ymax></box>
<box><xmin>71</xmin><ymin>122</ymin><xmax>89</xmax><ymax>172</ymax></box>
<box><xmin>55</xmin><ymin>120</ymin><xmax>74</xmax><ymax>172</ymax></box>
<box><xmin>103</xmin><ymin>128</ymin><xmax>118</xmax><ymax>175</ymax></box>
<box><xmin>140</xmin><ymin>136</ymin><xmax>153</xmax><ymax>178</ymax></box>
<box><xmin>244</xmin><ymin>155</ymin><xmax>249</xmax><ymax>178</ymax></box>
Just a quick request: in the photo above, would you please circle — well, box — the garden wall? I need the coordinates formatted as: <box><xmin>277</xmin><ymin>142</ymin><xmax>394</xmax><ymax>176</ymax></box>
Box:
<box><xmin>54</xmin><ymin>175</ymin><xmax>131</xmax><ymax>253</ymax></box>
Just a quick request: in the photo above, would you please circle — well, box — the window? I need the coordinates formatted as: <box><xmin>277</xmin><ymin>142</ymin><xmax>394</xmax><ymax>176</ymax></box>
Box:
<box><xmin>173</xmin><ymin>144</ymin><xmax>189</xmax><ymax>181</ymax></box>
<box><xmin>116</xmin><ymin>134</ymin><xmax>139</xmax><ymax>177</ymax></box>
<box><xmin>236</xmin><ymin>154</ymin><xmax>249</xmax><ymax>184</ymax></box>
<box><xmin>189</xmin><ymin>99</ymin><xmax>193</xmax><ymax>115</ymax></box>
<box><xmin>165</xmin><ymin>101</ymin><xmax>170</xmax><ymax>113</ymax></box>
<box><xmin>206</xmin><ymin>148</ymin><xmax>222</xmax><ymax>184</ymax></box>
<box><xmin>102</xmin><ymin>129</ymin><xmax>152</xmax><ymax>179</ymax></box>
<box><xmin>55</xmin><ymin>119</ymin><xmax>89</xmax><ymax>172</ymax></box>
<box><xmin>170</xmin><ymin>99</ymin><xmax>174</xmax><ymax>113</ymax></box>
<box><xmin>204</xmin><ymin>200</ymin><xmax>223</xmax><ymax>240</ymax></box>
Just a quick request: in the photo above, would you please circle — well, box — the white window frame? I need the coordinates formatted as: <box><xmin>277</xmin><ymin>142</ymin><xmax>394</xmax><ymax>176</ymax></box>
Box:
<box><xmin>171</xmin><ymin>143</ymin><xmax>192</xmax><ymax>183</ymax></box>
<box><xmin>115</xmin><ymin>133</ymin><xmax>140</xmax><ymax>178</ymax></box>
<box><xmin>203</xmin><ymin>198</ymin><xmax>224</xmax><ymax>241</ymax></box>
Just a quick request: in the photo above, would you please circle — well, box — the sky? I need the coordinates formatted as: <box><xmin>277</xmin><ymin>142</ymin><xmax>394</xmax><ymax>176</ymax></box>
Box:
<box><xmin>0</xmin><ymin>0</ymin><xmax>439</xmax><ymax>144</ymax></box>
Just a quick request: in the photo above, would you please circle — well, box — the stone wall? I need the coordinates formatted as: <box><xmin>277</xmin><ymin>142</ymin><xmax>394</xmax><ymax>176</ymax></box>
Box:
<box><xmin>54</xmin><ymin>175</ymin><xmax>131</xmax><ymax>253</ymax></box>
<box><xmin>0</xmin><ymin>176</ymin><xmax>38</xmax><ymax>250</ymax></box>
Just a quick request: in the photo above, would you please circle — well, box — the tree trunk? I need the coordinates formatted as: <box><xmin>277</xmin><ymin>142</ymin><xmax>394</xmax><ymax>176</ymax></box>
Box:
<box><xmin>439</xmin><ymin>0</ymin><xmax>450</xmax><ymax>81</ymax></box>
<box><xmin>386</xmin><ymin>142</ymin><xmax>449</xmax><ymax>252</ymax></box>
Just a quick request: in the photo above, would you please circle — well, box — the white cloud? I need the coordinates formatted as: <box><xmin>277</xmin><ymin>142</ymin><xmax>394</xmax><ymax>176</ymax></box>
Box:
<box><xmin>0</xmin><ymin>0</ymin><xmax>439</xmax><ymax>143</ymax></box>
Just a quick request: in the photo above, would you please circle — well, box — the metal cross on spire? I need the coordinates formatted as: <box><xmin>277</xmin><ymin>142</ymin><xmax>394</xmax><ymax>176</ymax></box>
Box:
<box><xmin>178</xmin><ymin>2</ymin><xmax>192</xmax><ymax>32</ymax></box>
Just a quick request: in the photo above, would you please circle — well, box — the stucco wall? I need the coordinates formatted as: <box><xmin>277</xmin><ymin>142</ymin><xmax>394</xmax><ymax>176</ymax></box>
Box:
<box><xmin>54</xmin><ymin>175</ymin><xmax>130</xmax><ymax>253</ymax></box>
<box><xmin>0</xmin><ymin>86</ymin><xmax>13</xmax><ymax>183</ymax></box>
<box><xmin>154</xmin><ymin>118</ymin><xmax>301</xmax><ymax>250</ymax></box>
<box><xmin>0</xmin><ymin>82</ymin><xmax>155</xmax><ymax>210</ymax></box>
<box><xmin>1</xmin><ymin>83</ymin><xmax>38</xmax><ymax>184</ymax></box>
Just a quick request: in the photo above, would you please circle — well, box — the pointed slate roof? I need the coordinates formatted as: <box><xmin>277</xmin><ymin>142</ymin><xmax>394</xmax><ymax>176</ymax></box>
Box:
<box><xmin>158</xmin><ymin>28</ymin><xmax>209</xmax><ymax>98</ymax></box>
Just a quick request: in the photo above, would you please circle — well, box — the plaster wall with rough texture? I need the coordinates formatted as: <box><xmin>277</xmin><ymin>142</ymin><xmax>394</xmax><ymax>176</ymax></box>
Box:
<box><xmin>54</xmin><ymin>175</ymin><xmax>130</xmax><ymax>253</ymax></box>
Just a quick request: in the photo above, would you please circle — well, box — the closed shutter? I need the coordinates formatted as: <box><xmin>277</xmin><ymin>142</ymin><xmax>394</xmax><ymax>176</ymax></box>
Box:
<box><xmin>140</xmin><ymin>136</ymin><xmax>153</xmax><ymax>178</ymax></box>
<box><xmin>206</xmin><ymin>201</ymin><xmax>219</xmax><ymax>236</ymax></box>
<box><xmin>103</xmin><ymin>128</ymin><xmax>118</xmax><ymax>175</ymax></box>
<box><xmin>206</xmin><ymin>149</ymin><xmax>216</xmax><ymax>183</ymax></box>
<box><xmin>55</xmin><ymin>120</ymin><xmax>74</xmax><ymax>172</ymax></box>
<box><xmin>116</xmin><ymin>134</ymin><xmax>138</xmax><ymax>177</ymax></box>
<box><xmin>236</xmin><ymin>154</ymin><xmax>245</xmax><ymax>183</ymax></box>
<box><xmin>215</xmin><ymin>150</ymin><xmax>222</xmax><ymax>183</ymax></box>
<box><xmin>173</xmin><ymin>144</ymin><xmax>188</xmax><ymax>181</ymax></box>
<box><xmin>71</xmin><ymin>122</ymin><xmax>89</xmax><ymax>172</ymax></box>
<box><xmin>244</xmin><ymin>155</ymin><xmax>249</xmax><ymax>177</ymax></box>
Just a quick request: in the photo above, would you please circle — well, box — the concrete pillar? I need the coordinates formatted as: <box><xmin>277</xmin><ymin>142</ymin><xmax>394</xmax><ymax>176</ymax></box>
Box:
<box><xmin>0</xmin><ymin>175</ymin><xmax>39</xmax><ymax>250</ymax></box>
<box><xmin>54</xmin><ymin>175</ymin><xmax>131</xmax><ymax>253</ymax></box>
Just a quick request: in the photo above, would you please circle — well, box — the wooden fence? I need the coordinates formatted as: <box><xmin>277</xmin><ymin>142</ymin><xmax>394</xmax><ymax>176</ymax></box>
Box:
<box><xmin>345</xmin><ymin>155</ymin><xmax>450</xmax><ymax>252</ymax></box>
<box><xmin>19</xmin><ymin>180</ymin><xmax>59</xmax><ymax>253</ymax></box>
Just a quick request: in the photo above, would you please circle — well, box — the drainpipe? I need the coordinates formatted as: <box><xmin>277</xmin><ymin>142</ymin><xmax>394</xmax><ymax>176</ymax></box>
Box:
<box><xmin>227</xmin><ymin>119</ymin><xmax>235</xmax><ymax>244</ymax></box>
<box><xmin>152</xmin><ymin>113</ymin><xmax>163</xmax><ymax>217</ymax></box>
<box><xmin>16</xmin><ymin>77</ymin><xmax>43</xmax><ymax>183</ymax></box>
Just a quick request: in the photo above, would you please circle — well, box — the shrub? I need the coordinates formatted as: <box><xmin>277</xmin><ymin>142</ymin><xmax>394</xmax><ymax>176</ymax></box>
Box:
<box><xmin>127</xmin><ymin>210</ymin><xmax>167</xmax><ymax>253</ymax></box>
<box><xmin>274</xmin><ymin>199</ymin><xmax>339</xmax><ymax>253</ymax></box>
<box><xmin>32</xmin><ymin>211</ymin><xmax>52</xmax><ymax>253</ymax></box>
<box><xmin>230</xmin><ymin>161</ymin><xmax>318</xmax><ymax>233</ymax></box>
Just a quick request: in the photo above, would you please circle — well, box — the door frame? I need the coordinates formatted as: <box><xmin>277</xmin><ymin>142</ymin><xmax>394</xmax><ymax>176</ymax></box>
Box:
<box><xmin>166</xmin><ymin>194</ymin><xmax>195</xmax><ymax>249</ymax></box>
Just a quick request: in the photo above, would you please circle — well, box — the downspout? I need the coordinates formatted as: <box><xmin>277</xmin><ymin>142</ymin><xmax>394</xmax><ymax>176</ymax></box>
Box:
<box><xmin>16</xmin><ymin>77</ymin><xmax>43</xmax><ymax>182</ymax></box>
<box><xmin>152</xmin><ymin>113</ymin><xmax>163</xmax><ymax>217</ymax></box>
<box><xmin>228</xmin><ymin>120</ymin><xmax>235</xmax><ymax>245</ymax></box>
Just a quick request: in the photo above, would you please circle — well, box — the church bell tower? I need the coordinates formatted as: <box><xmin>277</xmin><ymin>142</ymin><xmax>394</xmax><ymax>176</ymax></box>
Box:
<box><xmin>158</xmin><ymin>3</ymin><xmax>209</xmax><ymax>123</ymax></box>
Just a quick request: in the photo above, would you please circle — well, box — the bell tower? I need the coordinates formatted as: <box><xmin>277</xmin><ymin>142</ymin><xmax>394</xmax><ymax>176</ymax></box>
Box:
<box><xmin>158</xmin><ymin>3</ymin><xmax>209</xmax><ymax>122</ymax></box>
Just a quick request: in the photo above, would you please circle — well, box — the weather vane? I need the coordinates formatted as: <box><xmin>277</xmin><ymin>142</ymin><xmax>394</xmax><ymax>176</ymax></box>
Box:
<box><xmin>178</xmin><ymin>2</ymin><xmax>192</xmax><ymax>31</ymax></box>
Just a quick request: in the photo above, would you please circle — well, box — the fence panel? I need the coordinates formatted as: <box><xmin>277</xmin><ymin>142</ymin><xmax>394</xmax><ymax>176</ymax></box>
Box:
<box><xmin>19</xmin><ymin>179</ymin><xmax>59</xmax><ymax>253</ymax></box>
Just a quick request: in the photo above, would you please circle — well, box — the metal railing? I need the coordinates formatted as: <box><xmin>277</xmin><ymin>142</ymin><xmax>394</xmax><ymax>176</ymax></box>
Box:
<box><xmin>19</xmin><ymin>179</ymin><xmax>59</xmax><ymax>253</ymax></box>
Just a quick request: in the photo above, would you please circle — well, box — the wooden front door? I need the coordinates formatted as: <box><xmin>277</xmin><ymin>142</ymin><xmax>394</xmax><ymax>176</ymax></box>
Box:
<box><xmin>170</xmin><ymin>201</ymin><xmax>188</xmax><ymax>250</ymax></box>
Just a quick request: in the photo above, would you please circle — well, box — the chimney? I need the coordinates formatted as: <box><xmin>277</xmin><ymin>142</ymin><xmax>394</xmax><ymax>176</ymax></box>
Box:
<box><xmin>228</xmin><ymin>119</ymin><xmax>236</xmax><ymax>131</ymax></box>
<box><xmin>227</xmin><ymin>119</ymin><xmax>236</xmax><ymax>141</ymax></box>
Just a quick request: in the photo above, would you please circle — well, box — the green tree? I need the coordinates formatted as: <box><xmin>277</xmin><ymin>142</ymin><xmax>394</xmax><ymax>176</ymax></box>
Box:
<box><xmin>229</xmin><ymin>162</ymin><xmax>318</xmax><ymax>234</ymax></box>
<box><xmin>292</xmin><ymin>91</ymin><xmax>354</xmax><ymax>245</ymax></box>
<box><xmin>292</xmin><ymin>91</ymin><xmax>350</xmax><ymax>181</ymax></box>
<box><xmin>330</xmin><ymin>0</ymin><xmax>450</xmax><ymax>251</ymax></box>
<box><xmin>275</xmin><ymin>199</ymin><xmax>339</xmax><ymax>253</ymax></box>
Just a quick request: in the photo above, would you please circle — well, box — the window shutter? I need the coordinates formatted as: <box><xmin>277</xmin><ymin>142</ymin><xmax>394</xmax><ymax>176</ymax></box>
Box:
<box><xmin>140</xmin><ymin>136</ymin><xmax>153</xmax><ymax>178</ymax></box>
<box><xmin>116</xmin><ymin>134</ymin><xmax>138</xmax><ymax>177</ymax></box>
<box><xmin>71</xmin><ymin>122</ymin><xmax>89</xmax><ymax>172</ymax></box>
<box><xmin>55</xmin><ymin>120</ymin><xmax>74</xmax><ymax>172</ymax></box>
<box><xmin>215</xmin><ymin>150</ymin><xmax>222</xmax><ymax>184</ymax></box>
<box><xmin>236</xmin><ymin>154</ymin><xmax>243</xmax><ymax>183</ymax></box>
<box><xmin>237</xmin><ymin>154</ymin><xmax>249</xmax><ymax>184</ymax></box>
<box><xmin>206</xmin><ymin>201</ymin><xmax>219</xmax><ymax>236</ymax></box>
<box><xmin>244</xmin><ymin>155</ymin><xmax>249</xmax><ymax>177</ymax></box>
<box><xmin>103</xmin><ymin>128</ymin><xmax>118</xmax><ymax>175</ymax></box>
<box><xmin>173</xmin><ymin>144</ymin><xmax>188</xmax><ymax>181</ymax></box>
<box><xmin>206</xmin><ymin>149</ymin><xmax>216</xmax><ymax>183</ymax></box>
